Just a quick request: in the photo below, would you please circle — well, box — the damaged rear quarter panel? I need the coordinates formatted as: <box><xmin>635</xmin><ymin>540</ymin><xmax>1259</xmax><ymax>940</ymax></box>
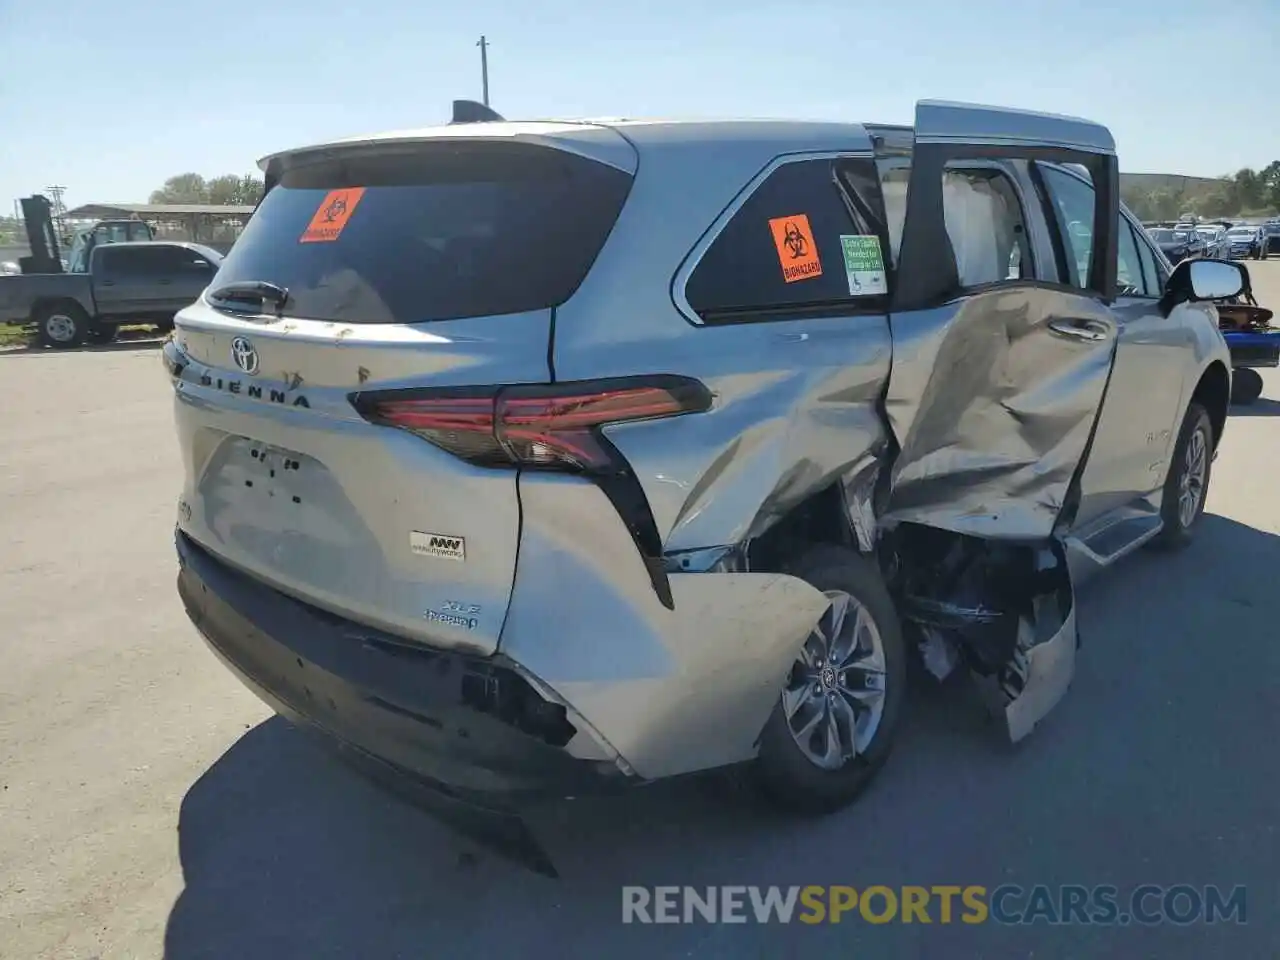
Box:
<box><xmin>501</xmin><ymin>473</ymin><xmax>831</xmax><ymax>779</ymax></box>
<box><xmin>598</xmin><ymin>317</ymin><xmax>892</xmax><ymax>551</ymax></box>
<box><xmin>881</xmin><ymin>285</ymin><xmax>1118</xmax><ymax>538</ymax></box>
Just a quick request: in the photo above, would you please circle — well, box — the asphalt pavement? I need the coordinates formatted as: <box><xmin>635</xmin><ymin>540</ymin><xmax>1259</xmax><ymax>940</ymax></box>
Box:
<box><xmin>2</xmin><ymin>265</ymin><xmax>1279</xmax><ymax>959</ymax></box>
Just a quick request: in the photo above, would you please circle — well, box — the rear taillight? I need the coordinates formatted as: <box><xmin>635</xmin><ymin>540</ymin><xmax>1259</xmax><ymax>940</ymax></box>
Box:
<box><xmin>352</xmin><ymin>376</ymin><xmax>712</xmax><ymax>473</ymax></box>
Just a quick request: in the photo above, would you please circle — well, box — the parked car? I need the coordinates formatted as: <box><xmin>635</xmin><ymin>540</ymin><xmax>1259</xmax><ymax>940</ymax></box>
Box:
<box><xmin>1225</xmin><ymin>225</ymin><xmax>1262</xmax><ymax>259</ymax></box>
<box><xmin>1195</xmin><ymin>224</ymin><xmax>1229</xmax><ymax>258</ymax></box>
<box><xmin>1215</xmin><ymin>281</ymin><xmax>1278</xmax><ymax>405</ymax></box>
<box><xmin>167</xmin><ymin>101</ymin><xmax>1238</xmax><ymax>875</ymax></box>
<box><xmin>1147</xmin><ymin>226</ymin><xmax>1205</xmax><ymax>262</ymax></box>
<box><xmin>0</xmin><ymin>241</ymin><xmax>223</xmax><ymax>347</ymax></box>
<box><xmin>1259</xmin><ymin>222</ymin><xmax>1280</xmax><ymax>259</ymax></box>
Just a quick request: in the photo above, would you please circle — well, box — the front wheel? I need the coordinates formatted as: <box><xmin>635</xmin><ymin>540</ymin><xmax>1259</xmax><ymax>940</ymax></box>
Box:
<box><xmin>1152</xmin><ymin>402</ymin><xmax>1213</xmax><ymax>550</ymax></box>
<box><xmin>754</xmin><ymin>546</ymin><xmax>907</xmax><ymax>815</ymax></box>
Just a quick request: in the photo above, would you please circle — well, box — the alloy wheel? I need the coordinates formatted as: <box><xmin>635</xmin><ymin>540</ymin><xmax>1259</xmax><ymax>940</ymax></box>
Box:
<box><xmin>782</xmin><ymin>590</ymin><xmax>888</xmax><ymax>770</ymax></box>
<box><xmin>1178</xmin><ymin>427</ymin><xmax>1207</xmax><ymax>528</ymax></box>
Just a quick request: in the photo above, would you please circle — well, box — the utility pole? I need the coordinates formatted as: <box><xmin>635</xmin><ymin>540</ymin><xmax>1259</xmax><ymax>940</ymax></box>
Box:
<box><xmin>477</xmin><ymin>35</ymin><xmax>490</xmax><ymax>107</ymax></box>
<box><xmin>46</xmin><ymin>185</ymin><xmax>67</xmax><ymax>241</ymax></box>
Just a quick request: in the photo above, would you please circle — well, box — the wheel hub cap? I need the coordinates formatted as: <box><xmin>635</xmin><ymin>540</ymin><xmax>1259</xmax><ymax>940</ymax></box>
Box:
<box><xmin>46</xmin><ymin>315</ymin><xmax>76</xmax><ymax>343</ymax></box>
<box><xmin>1178</xmin><ymin>429</ymin><xmax>1207</xmax><ymax>528</ymax></box>
<box><xmin>782</xmin><ymin>589</ymin><xmax>888</xmax><ymax>771</ymax></box>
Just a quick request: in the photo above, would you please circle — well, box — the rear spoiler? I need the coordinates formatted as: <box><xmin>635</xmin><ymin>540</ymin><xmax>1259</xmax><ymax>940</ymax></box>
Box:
<box><xmin>259</xmin><ymin>99</ymin><xmax>510</xmax><ymax>204</ymax></box>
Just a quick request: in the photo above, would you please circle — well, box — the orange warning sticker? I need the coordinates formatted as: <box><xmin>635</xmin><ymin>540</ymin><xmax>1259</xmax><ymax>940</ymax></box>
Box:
<box><xmin>768</xmin><ymin>214</ymin><xmax>823</xmax><ymax>283</ymax></box>
<box><xmin>300</xmin><ymin>188</ymin><xmax>366</xmax><ymax>243</ymax></box>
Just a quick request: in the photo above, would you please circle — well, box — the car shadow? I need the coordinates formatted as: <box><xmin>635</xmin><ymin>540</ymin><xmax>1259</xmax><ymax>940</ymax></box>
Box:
<box><xmin>163</xmin><ymin>513</ymin><xmax>1280</xmax><ymax>959</ymax></box>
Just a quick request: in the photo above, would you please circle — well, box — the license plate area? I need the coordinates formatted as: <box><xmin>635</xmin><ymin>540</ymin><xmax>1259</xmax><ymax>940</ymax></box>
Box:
<box><xmin>238</xmin><ymin>442</ymin><xmax>309</xmax><ymax>506</ymax></box>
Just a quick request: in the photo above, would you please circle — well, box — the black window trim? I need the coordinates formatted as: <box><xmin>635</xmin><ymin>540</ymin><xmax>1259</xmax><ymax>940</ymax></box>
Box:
<box><xmin>671</xmin><ymin>150</ymin><xmax>886</xmax><ymax>328</ymax></box>
<box><xmin>1030</xmin><ymin>160</ymin><xmax>1106</xmax><ymax>294</ymax></box>
<box><xmin>897</xmin><ymin>145</ymin><xmax>1118</xmax><ymax>313</ymax></box>
<box><xmin>1034</xmin><ymin>161</ymin><xmax>1164</xmax><ymax>301</ymax></box>
<box><xmin>1119</xmin><ymin>212</ymin><xmax>1162</xmax><ymax>300</ymax></box>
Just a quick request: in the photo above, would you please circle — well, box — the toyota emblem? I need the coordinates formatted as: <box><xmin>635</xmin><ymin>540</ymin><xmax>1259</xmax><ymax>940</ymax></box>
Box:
<box><xmin>231</xmin><ymin>336</ymin><xmax>259</xmax><ymax>375</ymax></box>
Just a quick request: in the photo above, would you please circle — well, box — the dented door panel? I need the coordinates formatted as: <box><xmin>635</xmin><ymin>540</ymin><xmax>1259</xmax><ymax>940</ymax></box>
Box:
<box><xmin>881</xmin><ymin>287</ymin><xmax>1117</xmax><ymax>538</ymax></box>
<box><xmin>878</xmin><ymin>101</ymin><xmax>1123</xmax><ymax>742</ymax></box>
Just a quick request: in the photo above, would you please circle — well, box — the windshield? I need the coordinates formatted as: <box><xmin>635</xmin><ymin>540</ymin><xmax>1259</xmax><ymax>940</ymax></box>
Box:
<box><xmin>211</xmin><ymin>142</ymin><xmax>633</xmax><ymax>324</ymax></box>
<box><xmin>1148</xmin><ymin>229</ymin><xmax>1189</xmax><ymax>243</ymax></box>
<box><xmin>1228</xmin><ymin>228</ymin><xmax>1254</xmax><ymax>237</ymax></box>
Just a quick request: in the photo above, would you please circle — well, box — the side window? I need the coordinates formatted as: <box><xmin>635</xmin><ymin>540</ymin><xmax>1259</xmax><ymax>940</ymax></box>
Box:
<box><xmin>96</xmin><ymin>248</ymin><xmax>121</xmax><ymax>276</ymax></box>
<box><xmin>97</xmin><ymin>247</ymin><xmax>152</xmax><ymax>277</ymax></box>
<box><xmin>1130</xmin><ymin>219</ymin><xmax>1164</xmax><ymax>297</ymax></box>
<box><xmin>1116</xmin><ymin>217</ymin><xmax>1149</xmax><ymax>297</ymax></box>
<box><xmin>145</xmin><ymin>246</ymin><xmax>196</xmax><ymax>274</ymax></box>
<box><xmin>1036</xmin><ymin>163</ymin><xmax>1096</xmax><ymax>288</ymax></box>
<box><xmin>1121</xmin><ymin>220</ymin><xmax>1162</xmax><ymax>299</ymax></box>
<box><xmin>108</xmin><ymin>247</ymin><xmax>162</xmax><ymax>276</ymax></box>
<box><xmin>941</xmin><ymin>166</ymin><xmax>1034</xmax><ymax>286</ymax></box>
<box><xmin>684</xmin><ymin>158</ymin><xmax>888</xmax><ymax>322</ymax></box>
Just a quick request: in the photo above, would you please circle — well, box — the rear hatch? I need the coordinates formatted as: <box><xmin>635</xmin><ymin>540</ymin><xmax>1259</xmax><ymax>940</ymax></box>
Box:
<box><xmin>171</xmin><ymin>130</ymin><xmax>636</xmax><ymax>655</ymax></box>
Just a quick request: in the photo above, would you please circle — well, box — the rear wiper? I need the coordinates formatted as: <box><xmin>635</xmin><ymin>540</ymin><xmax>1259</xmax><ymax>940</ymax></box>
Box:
<box><xmin>208</xmin><ymin>280</ymin><xmax>290</xmax><ymax>312</ymax></box>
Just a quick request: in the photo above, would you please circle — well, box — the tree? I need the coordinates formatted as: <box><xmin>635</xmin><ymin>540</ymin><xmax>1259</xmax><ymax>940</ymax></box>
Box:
<box><xmin>1232</xmin><ymin>168</ymin><xmax>1265</xmax><ymax>212</ymax></box>
<box><xmin>149</xmin><ymin>173</ymin><xmax>209</xmax><ymax>204</ymax></box>
<box><xmin>149</xmin><ymin>172</ymin><xmax>264</xmax><ymax>206</ymax></box>
<box><xmin>206</xmin><ymin>174</ymin><xmax>264</xmax><ymax>206</ymax></box>
<box><xmin>1263</xmin><ymin>161</ymin><xmax>1280</xmax><ymax>212</ymax></box>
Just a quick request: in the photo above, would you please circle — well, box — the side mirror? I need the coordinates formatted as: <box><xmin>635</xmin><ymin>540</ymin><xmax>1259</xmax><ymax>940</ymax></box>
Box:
<box><xmin>1188</xmin><ymin>259</ymin><xmax>1246</xmax><ymax>301</ymax></box>
<box><xmin>1159</xmin><ymin>258</ymin><xmax>1247</xmax><ymax>315</ymax></box>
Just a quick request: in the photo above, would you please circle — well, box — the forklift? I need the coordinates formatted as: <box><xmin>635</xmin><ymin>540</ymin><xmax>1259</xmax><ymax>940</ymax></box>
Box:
<box><xmin>15</xmin><ymin>194</ymin><xmax>154</xmax><ymax>275</ymax></box>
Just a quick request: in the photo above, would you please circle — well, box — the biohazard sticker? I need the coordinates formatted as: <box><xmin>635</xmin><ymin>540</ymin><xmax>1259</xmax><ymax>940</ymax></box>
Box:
<box><xmin>300</xmin><ymin>188</ymin><xmax>366</xmax><ymax>243</ymax></box>
<box><xmin>768</xmin><ymin>214</ymin><xmax>823</xmax><ymax>283</ymax></box>
<box><xmin>839</xmin><ymin>235</ymin><xmax>887</xmax><ymax>296</ymax></box>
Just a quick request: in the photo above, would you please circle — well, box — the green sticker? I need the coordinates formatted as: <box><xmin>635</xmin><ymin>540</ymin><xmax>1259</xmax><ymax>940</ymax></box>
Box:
<box><xmin>840</xmin><ymin>235</ymin><xmax>887</xmax><ymax>296</ymax></box>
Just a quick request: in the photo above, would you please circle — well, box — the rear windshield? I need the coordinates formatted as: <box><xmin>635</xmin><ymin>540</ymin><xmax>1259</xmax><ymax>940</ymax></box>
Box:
<box><xmin>211</xmin><ymin>142</ymin><xmax>633</xmax><ymax>324</ymax></box>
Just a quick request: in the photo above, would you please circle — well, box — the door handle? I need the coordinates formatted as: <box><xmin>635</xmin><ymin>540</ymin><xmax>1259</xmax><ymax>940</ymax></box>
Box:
<box><xmin>157</xmin><ymin>279</ymin><xmax>173</xmax><ymax>285</ymax></box>
<box><xmin>99</xmin><ymin>280</ymin><xmax>115</xmax><ymax>287</ymax></box>
<box><xmin>1048</xmin><ymin>318</ymin><xmax>1111</xmax><ymax>343</ymax></box>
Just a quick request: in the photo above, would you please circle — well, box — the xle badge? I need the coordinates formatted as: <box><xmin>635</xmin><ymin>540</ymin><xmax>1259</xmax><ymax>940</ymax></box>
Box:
<box><xmin>410</xmin><ymin>531</ymin><xmax>466</xmax><ymax>563</ymax></box>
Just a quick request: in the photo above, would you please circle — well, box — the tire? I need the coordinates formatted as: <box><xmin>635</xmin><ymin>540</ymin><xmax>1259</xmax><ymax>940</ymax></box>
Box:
<box><xmin>1230</xmin><ymin>367</ymin><xmax>1263</xmax><ymax>405</ymax></box>
<box><xmin>86</xmin><ymin>325</ymin><xmax>118</xmax><ymax>345</ymax></box>
<box><xmin>35</xmin><ymin>301</ymin><xmax>89</xmax><ymax>349</ymax></box>
<box><xmin>1152</xmin><ymin>402</ymin><xmax>1213</xmax><ymax>550</ymax></box>
<box><xmin>754</xmin><ymin>545</ymin><xmax>907</xmax><ymax>815</ymax></box>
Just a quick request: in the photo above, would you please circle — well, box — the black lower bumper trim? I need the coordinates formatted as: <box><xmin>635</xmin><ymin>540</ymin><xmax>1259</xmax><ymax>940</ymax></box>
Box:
<box><xmin>176</xmin><ymin>532</ymin><xmax>629</xmax><ymax>876</ymax></box>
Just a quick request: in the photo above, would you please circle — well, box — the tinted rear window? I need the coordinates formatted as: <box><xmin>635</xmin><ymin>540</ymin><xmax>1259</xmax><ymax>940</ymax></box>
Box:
<box><xmin>211</xmin><ymin>142</ymin><xmax>633</xmax><ymax>323</ymax></box>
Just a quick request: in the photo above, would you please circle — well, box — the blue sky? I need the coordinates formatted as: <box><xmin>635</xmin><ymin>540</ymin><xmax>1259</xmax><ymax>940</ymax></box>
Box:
<box><xmin>1</xmin><ymin>0</ymin><xmax>1277</xmax><ymax>209</ymax></box>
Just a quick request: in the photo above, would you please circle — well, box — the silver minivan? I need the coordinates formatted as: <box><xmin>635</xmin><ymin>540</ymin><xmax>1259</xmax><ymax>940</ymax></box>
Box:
<box><xmin>167</xmin><ymin>101</ymin><xmax>1238</xmax><ymax>873</ymax></box>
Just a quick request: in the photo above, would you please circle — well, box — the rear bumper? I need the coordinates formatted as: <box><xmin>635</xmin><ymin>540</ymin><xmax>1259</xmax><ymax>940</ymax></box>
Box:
<box><xmin>177</xmin><ymin>532</ymin><xmax>632</xmax><ymax>834</ymax></box>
